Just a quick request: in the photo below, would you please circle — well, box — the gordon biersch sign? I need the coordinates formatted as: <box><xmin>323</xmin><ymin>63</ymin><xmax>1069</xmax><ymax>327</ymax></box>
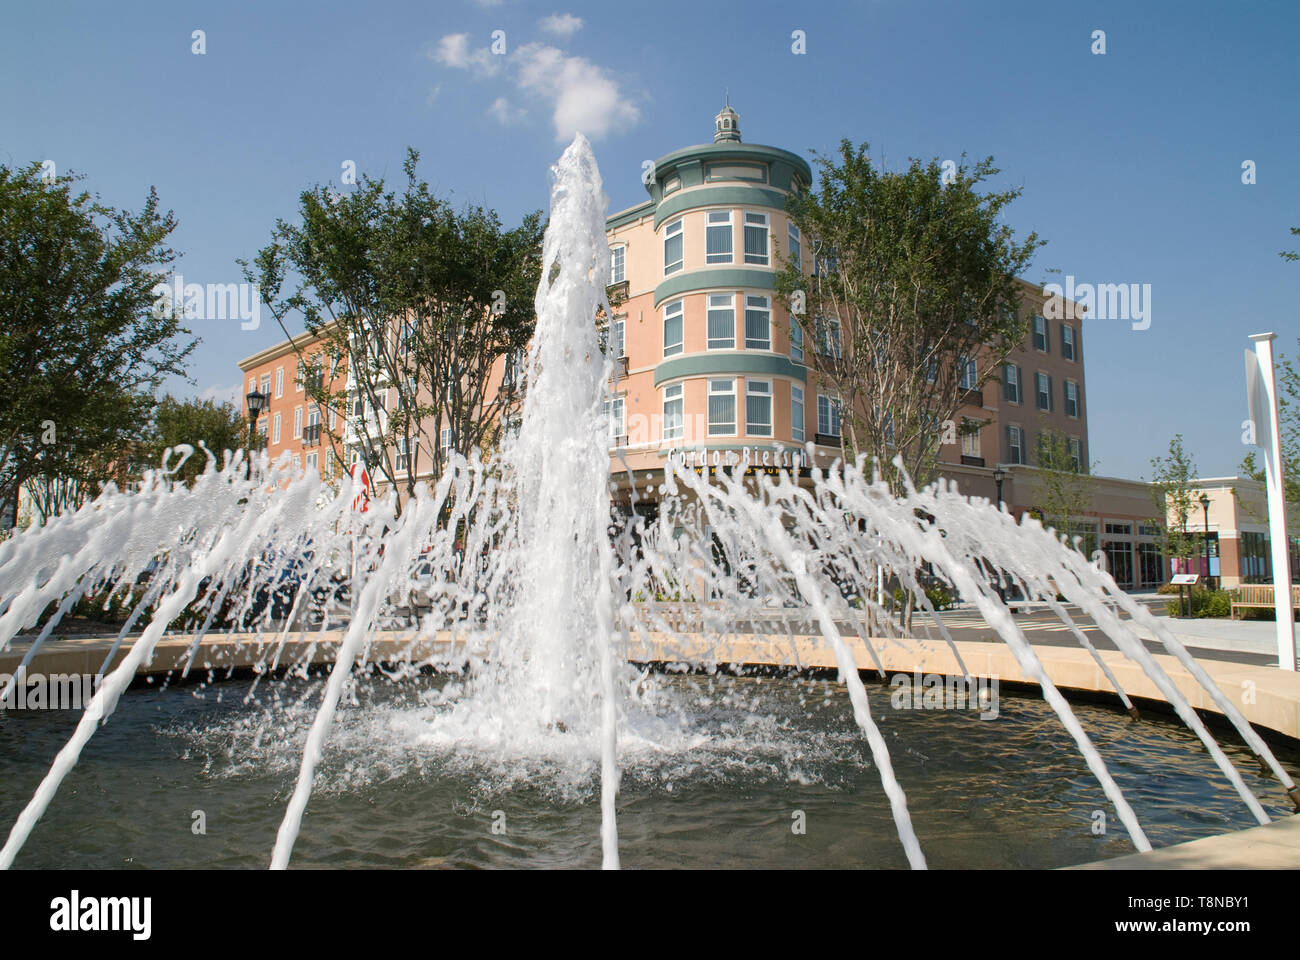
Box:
<box><xmin>666</xmin><ymin>445</ymin><xmax>810</xmax><ymax>472</ymax></box>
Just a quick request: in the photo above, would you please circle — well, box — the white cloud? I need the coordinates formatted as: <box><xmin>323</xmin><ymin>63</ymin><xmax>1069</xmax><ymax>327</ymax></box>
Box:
<box><xmin>539</xmin><ymin>13</ymin><xmax>583</xmax><ymax>36</ymax></box>
<box><xmin>488</xmin><ymin>97</ymin><xmax>525</xmax><ymax>124</ymax></box>
<box><xmin>429</xmin><ymin>33</ymin><xmax>499</xmax><ymax>76</ymax></box>
<box><xmin>199</xmin><ymin>382</ymin><xmax>242</xmax><ymax>407</ymax></box>
<box><xmin>429</xmin><ymin>32</ymin><xmax>638</xmax><ymax>142</ymax></box>
<box><xmin>513</xmin><ymin>42</ymin><xmax>639</xmax><ymax>142</ymax></box>
<box><xmin>427</xmin><ymin>84</ymin><xmax>442</xmax><ymax>107</ymax></box>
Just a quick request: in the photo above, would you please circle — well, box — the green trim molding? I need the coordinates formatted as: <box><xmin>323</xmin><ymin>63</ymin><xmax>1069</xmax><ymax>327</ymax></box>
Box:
<box><xmin>653</xmin><ymin>185</ymin><xmax>791</xmax><ymax>229</ymax></box>
<box><xmin>650</xmin><ymin>142</ymin><xmax>811</xmax><ymax>192</ymax></box>
<box><xmin>653</xmin><ymin>352</ymin><xmax>807</xmax><ymax>387</ymax></box>
<box><xmin>606</xmin><ymin>200</ymin><xmax>653</xmax><ymax>232</ymax></box>
<box><xmin>654</xmin><ymin>267</ymin><xmax>777</xmax><ymax>307</ymax></box>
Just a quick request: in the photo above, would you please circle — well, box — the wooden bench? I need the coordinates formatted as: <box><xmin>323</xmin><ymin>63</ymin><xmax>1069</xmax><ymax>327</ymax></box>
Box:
<box><xmin>1232</xmin><ymin>584</ymin><xmax>1300</xmax><ymax>619</ymax></box>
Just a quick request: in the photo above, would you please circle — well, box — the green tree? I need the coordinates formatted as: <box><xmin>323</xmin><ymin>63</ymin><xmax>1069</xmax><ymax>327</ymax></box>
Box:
<box><xmin>0</xmin><ymin>161</ymin><xmax>195</xmax><ymax>513</ymax></box>
<box><xmin>774</xmin><ymin>143</ymin><xmax>1043</xmax><ymax>494</ymax></box>
<box><xmin>1032</xmin><ymin>425</ymin><xmax>1097</xmax><ymax>554</ymax></box>
<box><xmin>242</xmin><ymin>148</ymin><xmax>542</xmax><ymax>509</ymax></box>
<box><xmin>136</xmin><ymin>395</ymin><xmax>249</xmax><ymax>487</ymax></box>
<box><xmin>1149</xmin><ymin>434</ymin><xmax>1199</xmax><ymax>566</ymax></box>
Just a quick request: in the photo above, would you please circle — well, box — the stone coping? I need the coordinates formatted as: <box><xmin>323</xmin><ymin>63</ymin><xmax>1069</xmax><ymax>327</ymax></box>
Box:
<box><xmin>4</xmin><ymin>628</ymin><xmax>1299</xmax><ymax>739</ymax></box>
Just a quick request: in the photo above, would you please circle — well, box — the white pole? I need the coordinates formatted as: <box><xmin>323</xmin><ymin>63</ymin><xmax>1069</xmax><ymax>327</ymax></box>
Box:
<box><xmin>1248</xmin><ymin>333</ymin><xmax>1296</xmax><ymax>671</ymax></box>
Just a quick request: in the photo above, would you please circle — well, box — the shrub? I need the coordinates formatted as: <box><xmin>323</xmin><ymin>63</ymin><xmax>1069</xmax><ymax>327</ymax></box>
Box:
<box><xmin>1167</xmin><ymin>588</ymin><xmax>1232</xmax><ymax>618</ymax></box>
<box><xmin>893</xmin><ymin>586</ymin><xmax>955</xmax><ymax>611</ymax></box>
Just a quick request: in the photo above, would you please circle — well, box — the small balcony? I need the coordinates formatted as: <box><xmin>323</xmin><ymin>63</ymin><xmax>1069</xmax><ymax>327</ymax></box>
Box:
<box><xmin>815</xmin><ymin>432</ymin><xmax>841</xmax><ymax>447</ymax></box>
<box><xmin>302</xmin><ymin>423</ymin><xmax>322</xmax><ymax>448</ymax></box>
<box><xmin>610</xmin><ymin>355</ymin><xmax>629</xmax><ymax>380</ymax></box>
<box><xmin>960</xmin><ymin>454</ymin><xmax>985</xmax><ymax>467</ymax></box>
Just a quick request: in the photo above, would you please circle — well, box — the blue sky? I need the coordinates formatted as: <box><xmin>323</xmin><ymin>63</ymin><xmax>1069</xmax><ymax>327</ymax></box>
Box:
<box><xmin>2</xmin><ymin>0</ymin><xmax>1297</xmax><ymax>481</ymax></box>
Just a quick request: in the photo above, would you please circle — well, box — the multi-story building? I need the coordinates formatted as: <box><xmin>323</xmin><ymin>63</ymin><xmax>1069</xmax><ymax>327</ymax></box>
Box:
<box><xmin>602</xmin><ymin>104</ymin><xmax>1091</xmax><ymax>514</ymax></box>
<box><xmin>238</xmin><ymin>330</ymin><xmax>349</xmax><ymax>482</ymax></box>
<box><xmin>236</xmin><ymin>102</ymin><xmax>1181</xmax><ymax>590</ymax></box>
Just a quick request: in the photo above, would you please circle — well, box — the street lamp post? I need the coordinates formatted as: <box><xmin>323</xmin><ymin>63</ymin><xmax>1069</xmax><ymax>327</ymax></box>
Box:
<box><xmin>245</xmin><ymin>388</ymin><xmax>268</xmax><ymax>479</ymax></box>
<box><xmin>992</xmin><ymin>466</ymin><xmax>1007</xmax><ymax>604</ymax></box>
<box><xmin>1199</xmin><ymin>492</ymin><xmax>1212</xmax><ymax>593</ymax></box>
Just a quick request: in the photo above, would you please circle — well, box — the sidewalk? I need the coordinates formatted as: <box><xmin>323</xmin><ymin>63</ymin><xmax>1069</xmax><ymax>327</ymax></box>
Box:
<box><xmin>1129</xmin><ymin>614</ymin><xmax>1297</xmax><ymax>661</ymax></box>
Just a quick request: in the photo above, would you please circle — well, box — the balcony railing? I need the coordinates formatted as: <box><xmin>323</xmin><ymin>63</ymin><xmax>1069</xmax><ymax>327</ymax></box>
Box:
<box><xmin>610</xmin><ymin>355</ymin><xmax>629</xmax><ymax>380</ymax></box>
<box><xmin>302</xmin><ymin>423</ymin><xmax>322</xmax><ymax>447</ymax></box>
<box><xmin>815</xmin><ymin>432</ymin><xmax>841</xmax><ymax>447</ymax></box>
<box><xmin>960</xmin><ymin>454</ymin><xmax>985</xmax><ymax>467</ymax></box>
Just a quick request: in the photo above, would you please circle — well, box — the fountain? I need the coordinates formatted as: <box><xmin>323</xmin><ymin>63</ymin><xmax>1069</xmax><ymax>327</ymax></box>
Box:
<box><xmin>0</xmin><ymin>135</ymin><xmax>1296</xmax><ymax>870</ymax></box>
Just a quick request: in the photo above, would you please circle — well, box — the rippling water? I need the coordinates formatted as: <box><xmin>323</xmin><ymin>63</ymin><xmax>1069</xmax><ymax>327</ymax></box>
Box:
<box><xmin>0</xmin><ymin>672</ymin><xmax>1295</xmax><ymax>869</ymax></box>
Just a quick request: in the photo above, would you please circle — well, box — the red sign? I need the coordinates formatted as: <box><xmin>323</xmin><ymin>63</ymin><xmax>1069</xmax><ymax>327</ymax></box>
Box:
<box><xmin>350</xmin><ymin>463</ymin><xmax>371</xmax><ymax>513</ymax></box>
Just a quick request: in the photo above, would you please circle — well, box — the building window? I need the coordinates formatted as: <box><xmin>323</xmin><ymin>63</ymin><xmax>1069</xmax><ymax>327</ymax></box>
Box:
<box><xmin>961</xmin><ymin>420</ymin><xmax>981</xmax><ymax>458</ymax></box>
<box><xmin>325</xmin><ymin>448</ymin><xmax>334</xmax><ymax>475</ymax></box>
<box><xmin>817</xmin><ymin>395</ymin><xmax>841</xmax><ymax>438</ymax></box>
<box><xmin>610</xmin><ymin>246</ymin><xmax>626</xmax><ymax>285</ymax></box>
<box><xmin>1061</xmin><ymin>323</ymin><xmax>1076</xmax><ymax>362</ymax></box>
<box><xmin>663</xmin><ymin>218</ymin><xmax>684</xmax><ymax>275</ymax></box>
<box><xmin>396</xmin><ymin>437</ymin><xmax>410</xmax><ymax>472</ymax></box>
<box><xmin>329</xmin><ymin>405</ymin><xmax>337</xmax><ymax>431</ymax></box>
<box><xmin>743</xmin><ymin>212</ymin><xmax>769</xmax><ymax>265</ymax></box>
<box><xmin>663</xmin><ymin>299</ymin><xmax>684</xmax><ymax>357</ymax></box>
<box><xmin>272</xmin><ymin>412</ymin><xmax>282</xmax><ymax>445</ymax></box>
<box><xmin>791</xmin><ymin>385</ymin><xmax>805</xmax><ymax>443</ymax></box>
<box><xmin>610</xmin><ymin>318</ymin><xmax>625</xmax><ymax>359</ymax></box>
<box><xmin>788</xmin><ymin>222</ymin><xmax>801</xmax><ymax>270</ymax></box>
<box><xmin>663</xmin><ymin>175</ymin><xmax>680</xmax><ymax>194</ymax></box>
<box><xmin>1068</xmin><ymin>436</ymin><xmax>1082</xmax><ymax>472</ymax></box>
<box><xmin>440</xmin><ymin>427</ymin><xmax>451</xmax><ymax>459</ymax></box>
<box><xmin>744</xmin><ymin>295</ymin><xmax>771</xmax><ymax>350</ymax></box>
<box><xmin>306</xmin><ymin>451</ymin><xmax>318</xmax><ymax>471</ymax></box>
<box><xmin>274</xmin><ymin>367</ymin><xmax>284</xmax><ymax>398</ymax></box>
<box><xmin>1006</xmin><ymin>425</ymin><xmax>1025</xmax><ymax>464</ymax></box>
<box><xmin>706</xmin><ymin>294</ymin><xmax>735</xmax><ymax>349</ymax></box>
<box><xmin>662</xmin><ymin>384</ymin><xmax>684</xmax><ymax>440</ymax></box>
<box><xmin>599</xmin><ymin>319</ymin><xmax>625</xmax><ymax>360</ymax></box>
<box><xmin>293</xmin><ymin>406</ymin><xmax>303</xmax><ymax>439</ymax></box>
<box><xmin>1104</xmin><ymin>521</ymin><xmax>1132</xmax><ymax>535</ymax></box>
<box><xmin>1138</xmin><ymin>541</ymin><xmax>1164</xmax><ymax>587</ymax></box>
<box><xmin>1036</xmin><ymin>372</ymin><xmax>1052</xmax><ymax>411</ymax></box>
<box><xmin>1064</xmin><ymin>380</ymin><xmax>1080</xmax><ymax>418</ymax></box>
<box><xmin>706</xmin><ymin>210</ymin><xmax>733</xmax><ymax>264</ymax></box>
<box><xmin>746</xmin><ymin>379</ymin><xmax>772</xmax><ymax>437</ymax></box>
<box><xmin>260</xmin><ymin>373</ymin><xmax>272</xmax><ymax>397</ymax></box>
<box><xmin>958</xmin><ymin>357</ymin><xmax>978</xmax><ymax>391</ymax></box>
<box><xmin>1004</xmin><ymin>364</ymin><xmax>1022</xmax><ymax>404</ymax></box>
<box><xmin>708</xmin><ymin>378</ymin><xmax>736</xmax><ymax>436</ymax></box>
<box><xmin>1241</xmin><ymin>531</ymin><xmax>1270</xmax><ymax>582</ymax></box>
<box><xmin>790</xmin><ymin>320</ymin><xmax>804</xmax><ymax>362</ymax></box>
<box><xmin>816</xmin><ymin>316</ymin><xmax>842</xmax><ymax>358</ymax></box>
<box><xmin>606</xmin><ymin>395</ymin><xmax>626</xmax><ymax>444</ymax></box>
<box><xmin>295</xmin><ymin>361</ymin><xmax>305</xmax><ymax>392</ymax></box>
<box><xmin>1032</xmin><ymin>314</ymin><xmax>1049</xmax><ymax>352</ymax></box>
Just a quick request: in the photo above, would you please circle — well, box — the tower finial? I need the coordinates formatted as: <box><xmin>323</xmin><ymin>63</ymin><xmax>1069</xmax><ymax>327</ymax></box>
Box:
<box><xmin>714</xmin><ymin>96</ymin><xmax>740</xmax><ymax>143</ymax></box>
